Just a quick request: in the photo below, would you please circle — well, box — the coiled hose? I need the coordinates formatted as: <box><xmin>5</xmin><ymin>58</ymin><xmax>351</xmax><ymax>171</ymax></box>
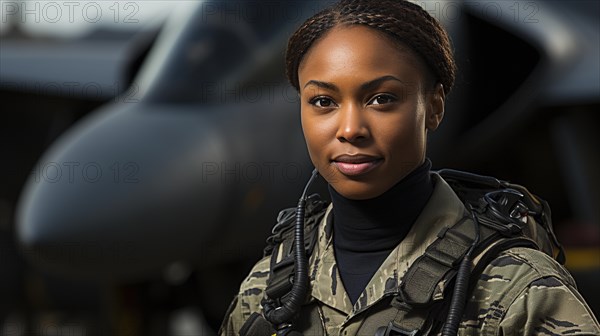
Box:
<box><xmin>264</xmin><ymin>169</ymin><xmax>319</xmax><ymax>327</ymax></box>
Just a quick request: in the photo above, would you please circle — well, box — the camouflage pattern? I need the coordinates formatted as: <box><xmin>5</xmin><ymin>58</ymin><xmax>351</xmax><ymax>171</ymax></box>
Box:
<box><xmin>220</xmin><ymin>174</ymin><xmax>600</xmax><ymax>336</ymax></box>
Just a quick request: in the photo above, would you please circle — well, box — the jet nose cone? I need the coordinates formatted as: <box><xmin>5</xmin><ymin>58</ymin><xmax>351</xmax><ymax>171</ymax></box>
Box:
<box><xmin>16</xmin><ymin>103</ymin><xmax>228</xmax><ymax>281</ymax></box>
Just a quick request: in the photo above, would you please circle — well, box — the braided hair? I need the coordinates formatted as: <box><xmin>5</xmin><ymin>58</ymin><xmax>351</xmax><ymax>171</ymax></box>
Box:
<box><xmin>285</xmin><ymin>0</ymin><xmax>456</xmax><ymax>96</ymax></box>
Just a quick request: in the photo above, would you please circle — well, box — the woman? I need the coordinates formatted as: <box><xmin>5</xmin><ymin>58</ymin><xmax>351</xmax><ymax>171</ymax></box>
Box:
<box><xmin>220</xmin><ymin>1</ymin><xmax>600</xmax><ymax>335</ymax></box>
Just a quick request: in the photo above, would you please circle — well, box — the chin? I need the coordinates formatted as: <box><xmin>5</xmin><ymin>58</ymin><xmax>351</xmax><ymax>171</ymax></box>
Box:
<box><xmin>331</xmin><ymin>181</ymin><xmax>387</xmax><ymax>200</ymax></box>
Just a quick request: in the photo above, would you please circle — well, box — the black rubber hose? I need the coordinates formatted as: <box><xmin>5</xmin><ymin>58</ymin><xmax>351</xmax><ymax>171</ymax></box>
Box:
<box><xmin>264</xmin><ymin>169</ymin><xmax>318</xmax><ymax>326</ymax></box>
<box><xmin>442</xmin><ymin>207</ymin><xmax>481</xmax><ymax>336</ymax></box>
<box><xmin>441</xmin><ymin>253</ymin><xmax>473</xmax><ymax>336</ymax></box>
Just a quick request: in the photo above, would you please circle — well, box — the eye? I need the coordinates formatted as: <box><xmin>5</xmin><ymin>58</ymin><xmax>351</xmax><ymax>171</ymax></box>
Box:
<box><xmin>309</xmin><ymin>96</ymin><xmax>337</xmax><ymax>108</ymax></box>
<box><xmin>368</xmin><ymin>94</ymin><xmax>397</xmax><ymax>105</ymax></box>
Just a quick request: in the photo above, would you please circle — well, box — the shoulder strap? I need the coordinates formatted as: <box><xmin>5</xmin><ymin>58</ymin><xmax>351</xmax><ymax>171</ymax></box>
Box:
<box><xmin>263</xmin><ymin>194</ymin><xmax>328</xmax><ymax>303</ymax></box>
<box><xmin>239</xmin><ymin>196</ymin><xmax>328</xmax><ymax>336</ymax></box>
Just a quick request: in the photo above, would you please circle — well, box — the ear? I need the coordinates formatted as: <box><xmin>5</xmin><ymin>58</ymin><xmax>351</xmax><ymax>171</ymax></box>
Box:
<box><xmin>425</xmin><ymin>83</ymin><xmax>445</xmax><ymax>131</ymax></box>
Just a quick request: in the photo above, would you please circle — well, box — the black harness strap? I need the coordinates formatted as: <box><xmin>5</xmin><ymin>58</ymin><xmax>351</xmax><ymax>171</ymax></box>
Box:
<box><xmin>400</xmin><ymin>215</ymin><xmax>476</xmax><ymax>307</ymax></box>
<box><xmin>368</xmin><ymin>216</ymin><xmax>474</xmax><ymax>335</ymax></box>
<box><xmin>264</xmin><ymin>194</ymin><xmax>328</xmax><ymax>305</ymax></box>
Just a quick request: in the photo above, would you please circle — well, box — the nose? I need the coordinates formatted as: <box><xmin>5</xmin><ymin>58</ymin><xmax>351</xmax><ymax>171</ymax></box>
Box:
<box><xmin>336</xmin><ymin>104</ymin><xmax>370</xmax><ymax>143</ymax></box>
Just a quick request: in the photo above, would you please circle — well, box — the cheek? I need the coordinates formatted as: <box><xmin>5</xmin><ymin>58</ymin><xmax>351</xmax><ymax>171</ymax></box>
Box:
<box><xmin>300</xmin><ymin>110</ymin><xmax>323</xmax><ymax>163</ymax></box>
<box><xmin>300</xmin><ymin>110</ymin><xmax>315</xmax><ymax>145</ymax></box>
<box><xmin>301</xmin><ymin>110</ymin><xmax>340</xmax><ymax>179</ymax></box>
<box><xmin>380</xmin><ymin>108</ymin><xmax>427</xmax><ymax>158</ymax></box>
<box><xmin>301</xmin><ymin>108</ymin><xmax>332</xmax><ymax>147</ymax></box>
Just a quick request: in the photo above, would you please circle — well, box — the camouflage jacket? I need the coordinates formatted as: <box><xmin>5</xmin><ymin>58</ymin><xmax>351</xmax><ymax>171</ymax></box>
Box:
<box><xmin>220</xmin><ymin>174</ymin><xmax>600</xmax><ymax>336</ymax></box>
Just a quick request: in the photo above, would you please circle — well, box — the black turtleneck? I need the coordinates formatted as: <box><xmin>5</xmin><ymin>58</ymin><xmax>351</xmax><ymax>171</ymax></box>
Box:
<box><xmin>329</xmin><ymin>159</ymin><xmax>434</xmax><ymax>304</ymax></box>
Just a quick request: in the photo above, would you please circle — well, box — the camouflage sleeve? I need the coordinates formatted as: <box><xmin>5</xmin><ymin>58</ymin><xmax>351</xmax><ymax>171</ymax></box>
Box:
<box><xmin>498</xmin><ymin>275</ymin><xmax>600</xmax><ymax>335</ymax></box>
<box><xmin>463</xmin><ymin>247</ymin><xmax>600</xmax><ymax>335</ymax></box>
<box><xmin>218</xmin><ymin>256</ymin><xmax>271</xmax><ymax>336</ymax></box>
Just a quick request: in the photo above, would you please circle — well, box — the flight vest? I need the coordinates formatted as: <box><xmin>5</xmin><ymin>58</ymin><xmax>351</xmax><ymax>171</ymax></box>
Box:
<box><xmin>240</xmin><ymin>170</ymin><xmax>565</xmax><ymax>336</ymax></box>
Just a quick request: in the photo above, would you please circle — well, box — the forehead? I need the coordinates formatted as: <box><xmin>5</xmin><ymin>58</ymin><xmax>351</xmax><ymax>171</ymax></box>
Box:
<box><xmin>298</xmin><ymin>25</ymin><xmax>426</xmax><ymax>88</ymax></box>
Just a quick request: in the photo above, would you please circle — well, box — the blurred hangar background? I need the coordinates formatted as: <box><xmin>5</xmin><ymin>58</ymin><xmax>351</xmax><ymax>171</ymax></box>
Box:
<box><xmin>1</xmin><ymin>0</ymin><xmax>598</xmax><ymax>335</ymax></box>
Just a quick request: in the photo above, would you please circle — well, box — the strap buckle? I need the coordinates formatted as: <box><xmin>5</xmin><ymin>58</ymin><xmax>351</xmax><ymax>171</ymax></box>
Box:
<box><xmin>375</xmin><ymin>322</ymin><xmax>419</xmax><ymax>336</ymax></box>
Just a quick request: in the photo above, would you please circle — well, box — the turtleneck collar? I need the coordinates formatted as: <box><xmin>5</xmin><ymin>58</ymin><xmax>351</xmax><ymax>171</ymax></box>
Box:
<box><xmin>329</xmin><ymin>158</ymin><xmax>434</xmax><ymax>252</ymax></box>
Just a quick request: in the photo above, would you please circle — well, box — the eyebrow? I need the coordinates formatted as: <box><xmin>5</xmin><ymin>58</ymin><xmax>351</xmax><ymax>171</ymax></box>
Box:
<box><xmin>303</xmin><ymin>75</ymin><xmax>405</xmax><ymax>92</ymax></box>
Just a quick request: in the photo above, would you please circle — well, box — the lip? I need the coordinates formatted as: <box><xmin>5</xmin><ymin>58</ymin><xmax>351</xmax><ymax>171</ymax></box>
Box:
<box><xmin>332</xmin><ymin>154</ymin><xmax>383</xmax><ymax>176</ymax></box>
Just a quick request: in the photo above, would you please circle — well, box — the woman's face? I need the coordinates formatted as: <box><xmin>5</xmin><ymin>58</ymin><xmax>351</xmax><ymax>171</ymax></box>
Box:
<box><xmin>298</xmin><ymin>25</ymin><xmax>445</xmax><ymax>200</ymax></box>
